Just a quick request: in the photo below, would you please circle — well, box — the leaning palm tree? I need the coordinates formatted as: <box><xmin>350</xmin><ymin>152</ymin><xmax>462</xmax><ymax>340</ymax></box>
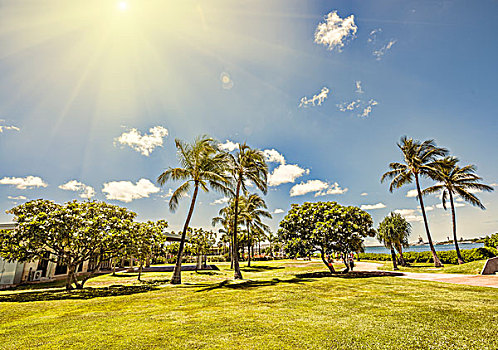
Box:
<box><xmin>226</xmin><ymin>143</ymin><xmax>268</xmax><ymax>279</ymax></box>
<box><xmin>381</xmin><ymin>136</ymin><xmax>448</xmax><ymax>267</ymax></box>
<box><xmin>157</xmin><ymin>135</ymin><xmax>232</xmax><ymax>284</ymax></box>
<box><xmin>423</xmin><ymin>157</ymin><xmax>494</xmax><ymax>264</ymax></box>
<box><xmin>239</xmin><ymin>193</ymin><xmax>272</xmax><ymax>267</ymax></box>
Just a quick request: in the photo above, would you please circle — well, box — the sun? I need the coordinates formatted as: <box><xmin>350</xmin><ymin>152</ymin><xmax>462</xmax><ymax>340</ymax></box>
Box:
<box><xmin>118</xmin><ymin>1</ymin><xmax>128</xmax><ymax>11</ymax></box>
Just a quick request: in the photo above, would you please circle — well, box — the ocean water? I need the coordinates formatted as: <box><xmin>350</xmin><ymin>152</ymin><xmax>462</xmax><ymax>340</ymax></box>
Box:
<box><xmin>364</xmin><ymin>242</ymin><xmax>484</xmax><ymax>254</ymax></box>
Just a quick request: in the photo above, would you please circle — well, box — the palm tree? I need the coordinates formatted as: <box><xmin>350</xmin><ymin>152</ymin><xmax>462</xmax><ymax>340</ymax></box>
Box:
<box><xmin>381</xmin><ymin>136</ymin><xmax>448</xmax><ymax>267</ymax></box>
<box><xmin>239</xmin><ymin>193</ymin><xmax>272</xmax><ymax>267</ymax></box>
<box><xmin>226</xmin><ymin>143</ymin><xmax>268</xmax><ymax>279</ymax></box>
<box><xmin>423</xmin><ymin>157</ymin><xmax>494</xmax><ymax>264</ymax></box>
<box><xmin>212</xmin><ymin>200</ymin><xmax>238</xmax><ymax>268</ymax></box>
<box><xmin>378</xmin><ymin>212</ymin><xmax>411</xmax><ymax>268</ymax></box>
<box><xmin>157</xmin><ymin>135</ymin><xmax>231</xmax><ymax>284</ymax></box>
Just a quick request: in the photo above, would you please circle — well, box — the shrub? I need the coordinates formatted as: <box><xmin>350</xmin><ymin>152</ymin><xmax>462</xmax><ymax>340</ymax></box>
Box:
<box><xmin>484</xmin><ymin>233</ymin><xmax>498</xmax><ymax>249</ymax></box>
<box><xmin>358</xmin><ymin>247</ymin><xmax>498</xmax><ymax>264</ymax></box>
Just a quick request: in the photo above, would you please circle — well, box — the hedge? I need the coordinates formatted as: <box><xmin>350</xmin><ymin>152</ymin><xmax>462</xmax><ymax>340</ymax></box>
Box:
<box><xmin>358</xmin><ymin>247</ymin><xmax>498</xmax><ymax>264</ymax></box>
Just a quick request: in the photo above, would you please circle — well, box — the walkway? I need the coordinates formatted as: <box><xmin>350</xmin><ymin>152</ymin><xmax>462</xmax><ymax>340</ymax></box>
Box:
<box><xmin>354</xmin><ymin>261</ymin><xmax>498</xmax><ymax>288</ymax></box>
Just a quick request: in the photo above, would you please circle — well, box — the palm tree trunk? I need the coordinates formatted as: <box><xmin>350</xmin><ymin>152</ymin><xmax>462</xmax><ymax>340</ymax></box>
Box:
<box><xmin>138</xmin><ymin>261</ymin><xmax>143</xmax><ymax>281</ymax></box>
<box><xmin>415</xmin><ymin>175</ymin><xmax>443</xmax><ymax>267</ymax></box>
<box><xmin>247</xmin><ymin>225</ymin><xmax>251</xmax><ymax>267</ymax></box>
<box><xmin>390</xmin><ymin>244</ymin><xmax>398</xmax><ymax>270</ymax></box>
<box><xmin>396</xmin><ymin>243</ymin><xmax>406</xmax><ymax>266</ymax></box>
<box><xmin>171</xmin><ymin>184</ymin><xmax>199</xmax><ymax>284</ymax></box>
<box><xmin>232</xmin><ymin>179</ymin><xmax>243</xmax><ymax>279</ymax></box>
<box><xmin>449</xmin><ymin>191</ymin><xmax>464</xmax><ymax>264</ymax></box>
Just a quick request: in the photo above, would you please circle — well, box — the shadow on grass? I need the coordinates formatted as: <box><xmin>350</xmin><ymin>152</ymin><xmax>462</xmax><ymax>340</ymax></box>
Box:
<box><xmin>191</xmin><ymin>270</ymin><xmax>403</xmax><ymax>292</ymax></box>
<box><xmin>295</xmin><ymin>271</ymin><xmax>403</xmax><ymax>279</ymax></box>
<box><xmin>0</xmin><ymin>285</ymin><xmax>158</xmax><ymax>303</ymax></box>
<box><xmin>240</xmin><ymin>265</ymin><xmax>285</xmax><ymax>272</ymax></box>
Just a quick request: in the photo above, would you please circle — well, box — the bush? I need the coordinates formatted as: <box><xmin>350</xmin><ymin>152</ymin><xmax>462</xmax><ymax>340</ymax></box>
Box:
<box><xmin>358</xmin><ymin>247</ymin><xmax>498</xmax><ymax>264</ymax></box>
<box><xmin>484</xmin><ymin>233</ymin><xmax>498</xmax><ymax>249</ymax></box>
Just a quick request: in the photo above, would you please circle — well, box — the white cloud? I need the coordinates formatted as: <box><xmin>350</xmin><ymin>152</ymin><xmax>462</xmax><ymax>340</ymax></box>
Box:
<box><xmin>490</xmin><ymin>183</ymin><xmax>497</xmax><ymax>187</ymax></box>
<box><xmin>59</xmin><ymin>180</ymin><xmax>96</xmax><ymax>199</ymax></box>
<box><xmin>314</xmin><ymin>11</ymin><xmax>357</xmax><ymax>51</ymax></box>
<box><xmin>360</xmin><ymin>99</ymin><xmax>378</xmax><ymax>118</ymax></box>
<box><xmin>263</xmin><ymin>149</ymin><xmax>286</xmax><ymax>164</ymax></box>
<box><xmin>219</xmin><ymin>140</ymin><xmax>239</xmax><ymax>152</ymax></box>
<box><xmin>273</xmin><ymin>208</ymin><xmax>284</xmax><ymax>214</ymax></box>
<box><xmin>264</xmin><ymin>149</ymin><xmax>309</xmax><ymax>187</ymax></box>
<box><xmin>337</xmin><ymin>99</ymin><xmax>378</xmax><ymax>118</ymax></box>
<box><xmin>316</xmin><ymin>182</ymin><xmax>348</xmax><ymax>196</ymax></box>
<box><xmin>0</xmin><ymin>176</ymin><xmax>47</xmax><ymax>190</ymax></box>
<box><xmin>355</xmin><ymin>81</ymin><xmax>363</xmax><ymax>94</ymax></box>
<box><xmin>436</xmin><ymin>202</ymin><xmax>465</xmax><ymax>209</ymax></box>
<box><xmin>211</xmin><ymin>197</ymin><xmax>230</xmax><ymax>205</ymax></box>
<box><xmin>0</xmin><ymin>124</ymin><xmax>20</xmax><ymax>133</ymax></box>
<box><xmin>394</xmin><ymin>209</ymin><xmax>423</xmax><ymax>222</ymax></box>
<box><xmin>406</xmin><ymin>189</ymin><xmax>418</xmax><ymax>198</ymax></box>
<box><xmin>367</xmin><ymin>28</ymin><xmax>382</xmax><ymax>43</ymax></box>
<box><xmin>115</xmin><ymin>126</ymin><xmax>168</xmax><ymax>156</ymax></box>
<box><xmin>299</xmin><ymin>87</ymin><xmax>330</xmax><ymax>107</ymax></box>
<box><xmin>7</xmin><ymin>196</ymin><xmax>27</xmax><ymax>200</ymax></box>
<box><xmin>161</xmin><ymin>188</ymin><xmax>174</xmax><ymax>198</ymax></box>
<box><xmin>269</xmin><ymin>164</ymin><xmax>309</xmax><ymax>187</ymax></box>
<box><xmin>290</xmin><ymin>180</ymin><xmax>348</xmax><ymax>197</ymax></box>
<box><xmin>360</xmin><ymin>192</ymin><xmax>368</xmax><ymax>196</ymax></box>
<box><xmin>102</xmin><ymin>179</ymin><xmax>160</xmax><ymax>203</ymax></box>
<box><xmin>290</xmin><ymin>180</ymin><xmax>328</xmax><ymax>197</ymax></box>
<box><xmin>373</xmin><ymin>40</ymin><xmax>397</xmax><ymax>60</ymax></box>
<box><xmin>360</xmin><ymin>203</ymin><xmax>386</xmax><ymax>210</ymax></box>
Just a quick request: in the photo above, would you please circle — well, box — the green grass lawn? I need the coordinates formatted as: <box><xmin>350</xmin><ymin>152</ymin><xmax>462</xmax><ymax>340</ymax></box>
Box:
<box><xmin>377</xmin><ymin>260</ymin><xmax>487</xmax><ymax>274</ymax></box>
<box><xmin>1</xmin><ymin>260</ymin><xmax>497</xmax><ymax>350</ymax></box>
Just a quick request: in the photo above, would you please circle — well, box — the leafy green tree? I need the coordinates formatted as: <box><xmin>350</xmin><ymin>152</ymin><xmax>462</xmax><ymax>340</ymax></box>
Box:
<box><xmin>278</xmin><ymin>202</ymin><xmax>375</xmax><ymax>273</ymax></box>
<box><xmin>188</xmin><ymin>228</ymin><xmax>216</xmax><ymax>270</ymax></box>
<box><xmin>225</xmin><ymin>143</ymin><xmax>268</xmax><ymax>279</ymax></box>
<box><xmin>484</xmin><ymin>233</ymin><xmax>498</xmax><ymax>249</ymax></box>
<box><xmin>130</xmin><ymin>220</ymin><xmax>169</xmax><ymax>281</ymax></box>
<box><xmin>377</xmin><ymin>213</ymin><xmax>411</xmax><ymax>269</ymax></box>
<box><xmin>157</xmin><ymin>135</ymin><xmax>231</xmax><ymax>284</ymax></box>
<box><xmin>381</xmin><ymin>136</ymin><xmax>448</xmax><ymax>267</ymax></box>
<box><xmin>423</xmin><ymin>157</ymin><xmax>494</xmax><ymax>264</ymax></box>
<box><xmin>0</xmin><ymin>200</ymin><xmax>136</xmax><ymax>290</ymax></box>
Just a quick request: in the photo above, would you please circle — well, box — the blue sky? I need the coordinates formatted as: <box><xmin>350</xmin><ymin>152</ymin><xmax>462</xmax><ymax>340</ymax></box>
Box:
<box><xmin>0</xmin><ymin>0</ymin><xmax>497</xmax><ymax>245</ymax></box>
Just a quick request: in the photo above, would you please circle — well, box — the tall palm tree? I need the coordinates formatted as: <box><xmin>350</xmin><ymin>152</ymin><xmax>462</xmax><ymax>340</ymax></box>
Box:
<box><xmin>157</xmin><ymin>135</ymin><xmax>231</xmax><ymax>284</ymax></box>
<box><xmin>226</xmin><ymin>143</ymin><xmax>268</xmax><ymax>279</ymax></box>
<box><xmin>423</xmin><ymin>157</ymin><xmax>494</xmax><ymax>264</ymax></box>
<box><xmin>239</xmin><ymin>193</ymin><xmax>272</xmax><ymax>267</ymax></box>
<box><xmin>381</xmin><ymin>136</ymin><xmax>448</xmax><ymax>267</ymax></box>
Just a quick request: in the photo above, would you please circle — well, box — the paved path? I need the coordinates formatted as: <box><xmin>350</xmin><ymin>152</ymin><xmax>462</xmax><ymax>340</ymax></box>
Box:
<box><xmin>354</xmin><ymin>261</ymin><xmax>498</xmax><ymax>288</ymax></box>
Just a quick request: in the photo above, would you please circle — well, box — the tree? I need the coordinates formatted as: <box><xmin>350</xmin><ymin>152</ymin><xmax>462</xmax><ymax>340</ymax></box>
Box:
<box><xmin>484</xmin><ymin>233</ymin><xmax>498</xmax><ymax>249</ymax></box>
<box><xmin>377</xmin><ymin>213</ymin><xmax>411</xmax><ymax>269</ymax></box>
<box><xmin>238</xmin><ymin>193</ymin><xmax>272</xmax><ymax>267</ymax></box>
<box><xmin>381</xmin><ymin>136</ymin><xmax>448</xmax><ymax>267</ymax></box>
<box><xmin>130</xmin><ymin>220</ymin><xmax>169</xmax><ymax>281</ymax></box>
<box><xmin>278</xmin><ymin>202</ymin><xmax>375</xmax><ymax>273</ymax></box>
<box><xmin>423</xmin><ymin>157</ymin><xmax>494</xmax><ymax>264</ymax></box>
<box><xmin>188</xmin><ymin>228</ymin><xmax>216</xmax><ymax>270</ymax></box>
<box><xmin>0</xmin><ymin>200</ymin><xmax>136</xmax><ymax>290</ymax></box>
<box><xmin>225</xmin><ymin>143</ymin><xmax>268</xmax><ymax>279</ymax></box>
<box><xmin>157</xmin><ymin>135</ymin><xmax>231</xmax><ymax>284</ymax></box>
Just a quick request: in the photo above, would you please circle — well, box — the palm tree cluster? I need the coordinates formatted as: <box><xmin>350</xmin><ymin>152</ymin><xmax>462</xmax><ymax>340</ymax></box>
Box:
<box><xmin>377</xmin><ymin>212</ymin><xmax>411</xmax><ymax>270</ymax></box>
<box><xmin>158</xmin><ymin>136</ymin><xmax>269</xmax><ymax>284</ymax></box>
<box><xmin>382</xmin><ymin>136</ymin><xmax>494</xmax><ymax>266</ymax></box>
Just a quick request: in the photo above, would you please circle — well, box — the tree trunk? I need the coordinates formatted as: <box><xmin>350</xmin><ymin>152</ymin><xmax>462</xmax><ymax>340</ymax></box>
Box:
<box><xmin>247</xmin><ymin>225</ymin><xmax>251</xmax><ymax>267</ymax></box>
<box><xmin>171</xmin><ymin>185</ymin><xmax>199</xmax><ymax>285</ymax></box>
<box><xmin>449</xmin><ymin>191</ymin><xmax>464</xmax><ymax>264</ymax></box>
<box><xmin>138</xmin><ymin>261</ymin><xmax>143</xmax><ymax>281</ymax></box>
<box><xmin>320</xmin><ymin>251</ymin><xmax>336</xmax><ymax>273</ymax></box>
<box><xmin>390</xmin><ymin>244</ymin><xmax>398</xmax><ymax>270</ymax></box>
<box><xmin>415</xmin><ymin>175</ymin><xmax>443</xmax><ymax>267</ymax></box>
<box><xmin>232</xmin><ymin>179</ymin><xmax>243</xmax><ymax>279</ymax></box>
<box><xmin>341</xmin><ymin>253</ymin><xmax>350</xmax><ymax>273</ymax></box>
<box><xmin>65</xmin><ymin>265</ymin><xmax>75</xmax><ymax>291</ymax></box>
<box><xmin>396</xmin><ymin>243</ymin><xmax>406</xmax><ymax>266</ymax></box>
